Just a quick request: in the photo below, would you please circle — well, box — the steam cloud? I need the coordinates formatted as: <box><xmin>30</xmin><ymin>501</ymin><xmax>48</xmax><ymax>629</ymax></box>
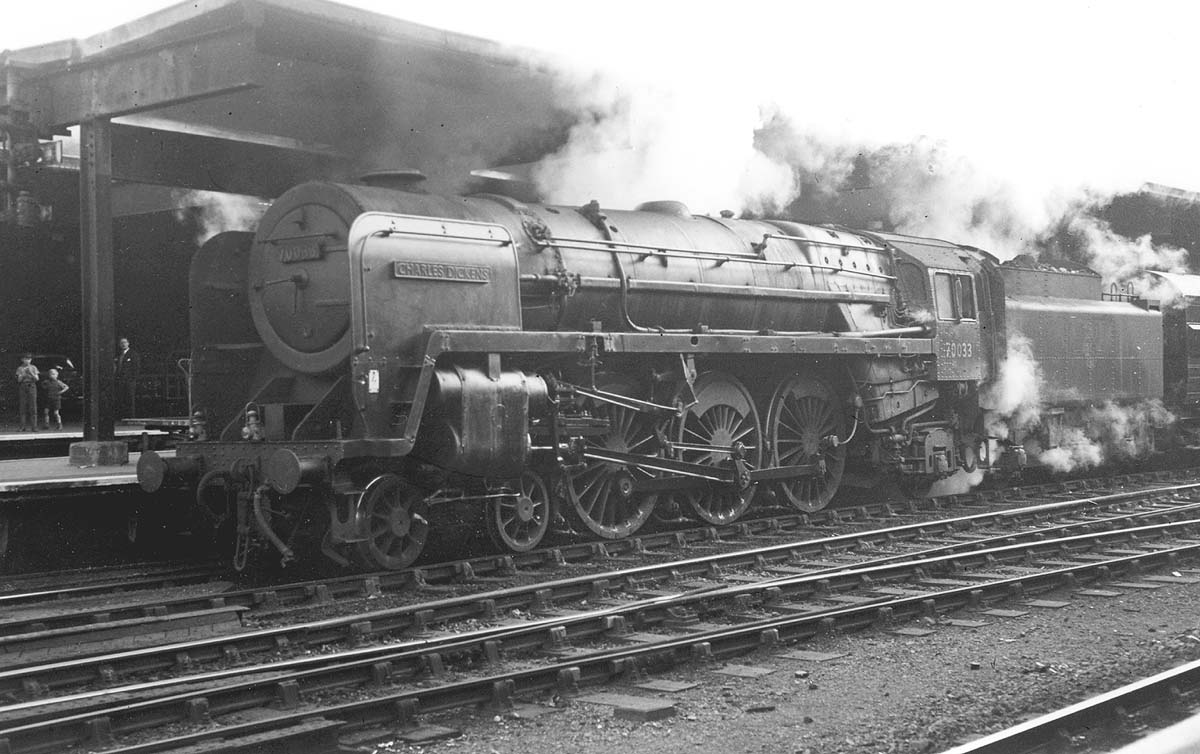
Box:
<box><xmin>982</xmin><ymin>334</ymin><xmax>1173</xmax><ymax>475</ymax></box>
<box><xmin>981</xmin><ymin>334</ymin><xmax>1043</xmax><ymax>435</ymax></box>
<box><xmin>502</xmin><ymin>14</ymin><xmax>1195</xmax><ymax>284</ymax></box>
<box><xmin>531</xmin><ymin>74</ymin><xmax>795</xmax><ymax>215</ymax></box>
<box><xmin>172</xmin><ymin>190</ymin><xmax>269</xmax><ymax>246</ymax></box>
<box><xmin>1068</xmin><ymin>215</ymin><xmax>1190</xmax><ymax>297</ymax></box>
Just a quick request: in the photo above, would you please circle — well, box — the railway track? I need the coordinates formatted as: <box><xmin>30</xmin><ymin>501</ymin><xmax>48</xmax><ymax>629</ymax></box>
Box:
<box><xmin>1</xmin><ymin>473</ymin><xmax>1200</xmax><ymax>752</ymax></box>
<box><xmin>1</xmin><ymin>476</ymin><xmax>1195</xmax><ymax>674</ymax></box>
<box><xmin>0</xmin><ymin>561</ymin><xmax>224</xmax><ymax>609</ymax></box>
<box><xmin>0</xmin><ymin>471</ymin><xmax>1185</xmax><ymax>622</ymax></box>
<box><xmin>942</xmin><ymin>655</ymin><xmax>1200</xmax><ymax>753</ymax></box>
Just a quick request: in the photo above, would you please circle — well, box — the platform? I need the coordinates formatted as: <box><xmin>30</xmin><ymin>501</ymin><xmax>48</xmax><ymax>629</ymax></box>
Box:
<box><xmin>0</xmin><ymin>450</ymin><xmax>174</xmax><ymax>494</ymax></box>
<box><xmin>0</xmin><ymin>421</ymin><xmax>175</xmax><ymax>442</ymax></box>
<box><xmin>0</xmin><ymin>422</ymin><xmax>175</xmax><ymax>461</ymax></box>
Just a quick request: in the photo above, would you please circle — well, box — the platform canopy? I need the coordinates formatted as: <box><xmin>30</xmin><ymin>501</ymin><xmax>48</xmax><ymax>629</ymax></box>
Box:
<box><xmin>0</xmin><ymin>0</ymin><xmax>569</xmax><ymax>440</ymax></box>
<box><xmin>2</xmin><ymin>0</ymin><xmax>566</xmax><ymax>197</ymax></box>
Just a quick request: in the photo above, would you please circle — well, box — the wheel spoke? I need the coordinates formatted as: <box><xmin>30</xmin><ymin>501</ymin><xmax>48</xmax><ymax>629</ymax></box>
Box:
<box><xmin>566</xmin><ymin>379</ymin><xmax>662</xmax><ymax>538</ymax></box>
<box><xmin>769</xmin><ymin>378</ymin><xmax>844</xmax><ymax>513</ymax></box>
<box><xmin>489</xmin><ymin>470</ymin><xmax>550</xmax><ymax>553</ymax></box>
<box><xmin>731</xmin><ymin>423</ymin><xmax>757</xmax><ymax>442</ymax></box>
<box><xmin>670</xmin><ymin>372</ymin><xmax>760</xmax><ymax>526</ymax></box>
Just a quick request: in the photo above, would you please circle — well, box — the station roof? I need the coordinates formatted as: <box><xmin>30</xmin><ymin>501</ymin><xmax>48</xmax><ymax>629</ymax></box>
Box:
<box><xmin>1</xmin><ymin>0</ymin><xmax>568</xmax><ymax>198</ymax></box>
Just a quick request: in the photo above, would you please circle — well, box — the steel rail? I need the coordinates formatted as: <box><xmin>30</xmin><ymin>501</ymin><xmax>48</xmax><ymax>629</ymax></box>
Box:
<box><xmin>7</xmin><ymin>493</ymin><xmax>1198</xmax><ymax>722</ymax></box>
<box><xmin>0</xmin><ymin>482</ymin><xmax>1194</xmax><ymax>700</ymax></box>
<box><xmin>0</xmin><ymin>565</ymin><xmax>226</xmax><ymax>610</ymax></box>
<box><xmin>3</xmin><ymin>471</ymin><xmax>1158</xmax><ymax>615</ymax></box>
<box><xmin>4</xmin><ymin>524</ymin><xmax>1200</xmax><ymax>754</ymax></box>
<box><xmin>7</xmin><ymin>476</ymin><xmax>1194</xmax><ymax>624</ymax></box>
<box><xmin>7</xmin><ymin>484</ymin><xmax>1193</xmax><ymax>629</ymax></box>
<box><xmin>0</xmin><ymin>560</ymin><xmax>215</xmax><ymax>592</ymax></box>
<box><xmin>3</xmin><ymin>487</ymin><xmax>1193</xmax><ymax>647</ymax></box>
<box><xmin>940</xmin><ymin>656</ymin><xmax>1200</xmax><ymax>754</ymax></box>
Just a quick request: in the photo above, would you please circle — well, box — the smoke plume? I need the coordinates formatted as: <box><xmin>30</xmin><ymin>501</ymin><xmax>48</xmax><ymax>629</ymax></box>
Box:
<box><xmin>1068</xmin><ymin>215</ymin><xmax>1190</xmax><ymax>291</ymax></box>
<box><xmin>532</xmin><ymin>74</ymin><xmax>796</xmax><ymax>214</ymax></box>
<box><xmin>928</xmin><ymin>468</ymin><xmax>985</xmax><ymax>497</ymax></box>
<box><xmin>507</xmin><ymin>27</ymin><xmax>1195</xmax><ymax>280</ymax></box>
<box><xmin>981</xmin><ymin>334</ymin><xmax>1042</xmax><ymax>436</ymax></box>
<box><xmin>1038</xmin><ymin>400</ymin><xmax>1173</xmax><ymax>473</ymax></box>
<box><xmin>981</xmin><ymin>331</ymin><xmax>1173</xmax><ymax>473</ymax></box>
<box><xmin>173</xmin><ymin>190</ymin><xmax>269</xmax><ymax>246</ymax></box>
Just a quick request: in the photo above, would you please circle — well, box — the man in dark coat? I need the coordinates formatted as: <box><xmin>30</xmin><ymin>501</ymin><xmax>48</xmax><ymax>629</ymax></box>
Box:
<box><xmin>114</xmin><ymin>337</ymin><xmax>140</xmax><ymax>419</ymax></box>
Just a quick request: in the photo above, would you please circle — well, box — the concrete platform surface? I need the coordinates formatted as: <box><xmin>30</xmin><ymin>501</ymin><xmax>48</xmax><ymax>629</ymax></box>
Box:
<box><xmin>0</xmin><ymin>450</ymin><xmax>174</xmax><ymax>493</ymax></box>
<box><xmin>0</xmin><ymin>422</ymin><xmax>169</xmax><ymax>444</ymax></box>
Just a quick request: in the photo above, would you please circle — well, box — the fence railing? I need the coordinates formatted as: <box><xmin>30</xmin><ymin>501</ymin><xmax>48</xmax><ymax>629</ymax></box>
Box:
<box><xmin>133</xmin><ymin>373</ymin><xmax>189</xmax><ymax>418</ymax></box>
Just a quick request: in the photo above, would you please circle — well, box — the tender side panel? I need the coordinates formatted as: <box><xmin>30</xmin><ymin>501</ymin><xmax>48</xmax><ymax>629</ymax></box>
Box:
<box><xmin>1006</xmin><ymin>296</ymin><xmax>1163</xmax><ymax>404</ymax></box>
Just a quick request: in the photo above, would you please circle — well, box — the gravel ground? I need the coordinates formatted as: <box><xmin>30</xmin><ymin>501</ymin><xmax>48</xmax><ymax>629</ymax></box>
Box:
<box><xmin>355</xmin><ymin>574</ymin><xmax>1200</xmax><ymax>754</ymax></box>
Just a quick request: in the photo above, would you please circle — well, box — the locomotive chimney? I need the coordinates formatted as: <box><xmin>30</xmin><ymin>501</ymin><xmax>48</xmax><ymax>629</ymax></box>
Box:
<box><xmin>360</xmin><ymin>169</ymin><xmax>428</xmax><ymax>192</ymax></box>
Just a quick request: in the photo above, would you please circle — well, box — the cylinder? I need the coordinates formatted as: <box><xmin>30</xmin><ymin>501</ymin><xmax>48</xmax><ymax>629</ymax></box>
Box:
<box><xmin>264</xmin><ymin>448</ymin><xmax>326</xmax><ymax>494</ymax></box>
<box><xmin>137</xmin><ymin>451</ymin><xmax>201</xmax><ymax>492</ymax></box>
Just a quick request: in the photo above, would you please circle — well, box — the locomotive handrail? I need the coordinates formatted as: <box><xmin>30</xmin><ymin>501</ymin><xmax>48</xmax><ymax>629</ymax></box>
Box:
<box><xmin>519</xmin><ymin>274</ymin><xmax>893</xmax><ymax>305</ymax></box>
<box><xmin>754</xmin><ymin>231</ymin><xmax>882</xmax><ymax>253</ymax></box>
<box><xmin>534</xmin><ymin>236</ymin><xmax>895</xmax><ymax>281</ymax></box>
<box><xmin>381</xmin><ymin>227</ymin><xmax>513</xmax><ymax>246</ymax></box>
<box><xmin>836</xmin><ymin>325</ymin><xmax>929</xmax><ymax>338</ymax></box>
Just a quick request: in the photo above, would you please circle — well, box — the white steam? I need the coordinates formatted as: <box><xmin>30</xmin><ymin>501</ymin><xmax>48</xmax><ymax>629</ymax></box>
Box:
<box><xmin>1069</xmin><ymin>215</ymin><xmax>1190</xmax><ymax>290</ymax></box>
<box><xmin>390</xmin><ymin>3</ymin><xmax>1200</xmax><ymax>279</ymax></box>
<box><xmin>1038</xmin><ymin>427</ymin><xmax>1104</xmax><ymax>474</ymax></box>
<box><xmin>532</xmin><ymin>74</ymin><xmax>795</xmax><ymax>213</ymax></box>
<box><xmin>928</xmin><ymin>468</ymin><xmax>985</xmax><ymax>497</ymax></box>
<box><xmin>1038</xmin><ymin>400</ymin><xmax>1174</xmax><ymax>473</ymax></box>
<box><xmin>982</xmin><ymin>332</ymin><xmax>1173</xmax><ymax>474</ymax></box>
<box><xmin>981</xmin><ymin>334</ymin><xmax>1042</xmax><ymax>435</ymax></box>
<box><xmin>172</xmin><ymin>190</ymin><xmax>269</xmax><ymax>246</ymax></box>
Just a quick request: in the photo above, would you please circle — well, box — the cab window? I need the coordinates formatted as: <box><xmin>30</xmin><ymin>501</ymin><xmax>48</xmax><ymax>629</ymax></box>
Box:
<box><xmin>957</xmin><ymin>276</ymin><xmax>976</xmax><ymax>318</ymax></box>
<box><xmin>933</xmin><ymin>272</ymin><xmax>977</xmax><ymax>320</ymax></box>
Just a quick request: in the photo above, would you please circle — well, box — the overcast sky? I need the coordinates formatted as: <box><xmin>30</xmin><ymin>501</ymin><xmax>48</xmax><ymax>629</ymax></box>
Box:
<box><xmin>5</xmin><ymin>0</ymin><xmax>1200</xmax><ymax>257</ymax></box>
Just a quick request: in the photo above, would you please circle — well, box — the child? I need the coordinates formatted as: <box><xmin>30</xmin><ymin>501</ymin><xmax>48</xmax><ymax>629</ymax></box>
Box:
<box><xmin>14</xmin><ymin>354</ymin><xmax>39</xmax><ymax>432</ymax></box>
<box><xmin>42</xmin><ymin>367</ymin><xmax>68</xmax><ymax>431</ymax></box>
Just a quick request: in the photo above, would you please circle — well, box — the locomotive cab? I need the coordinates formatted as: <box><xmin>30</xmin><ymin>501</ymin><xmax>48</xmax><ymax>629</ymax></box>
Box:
<box><xmin>865</xmin><ymin>233</ymin><xmax>1004</xmax><ymax>482</ymax></box>
<box><xmin>882</xmin><ymin>234</ymin><xmax>1004</xmax><ymax>384</ymax></box>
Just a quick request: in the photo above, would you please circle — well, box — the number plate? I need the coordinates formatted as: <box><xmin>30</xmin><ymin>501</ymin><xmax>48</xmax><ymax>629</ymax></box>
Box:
<box><xmin>939</xmin><ymin>340</ymin><xmax>974</xmax><ymax>359</ymax></box>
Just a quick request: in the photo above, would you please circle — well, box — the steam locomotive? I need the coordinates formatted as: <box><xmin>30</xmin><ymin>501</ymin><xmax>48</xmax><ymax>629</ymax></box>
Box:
<box><xmin>137</xmin><ymin>177</ymin><xmax>1168</xmax><ymax>571</ymax></box>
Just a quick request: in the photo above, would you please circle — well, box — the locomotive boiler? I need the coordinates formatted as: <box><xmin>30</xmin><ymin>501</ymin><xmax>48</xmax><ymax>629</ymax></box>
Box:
<box><xmin>138</xmin><ymin>177</ymin><xmax>1166</xmax><ymax>572</ymax></box>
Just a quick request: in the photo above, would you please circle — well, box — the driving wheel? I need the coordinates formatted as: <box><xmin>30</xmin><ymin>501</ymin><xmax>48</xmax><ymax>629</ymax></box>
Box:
<box><xmin>565</xmin><ymin>376</ymin><xmax>659</xmax><ymax>539</ymax></box>
<box><xmin>669</xmin><ymin>371</ymin><xmax>762</xmax><ymax>525</ymax></box>
<box><xmin>767</xmin><ymin>375</ymin><xmax>845</xmax><ymax>512</ymax></box>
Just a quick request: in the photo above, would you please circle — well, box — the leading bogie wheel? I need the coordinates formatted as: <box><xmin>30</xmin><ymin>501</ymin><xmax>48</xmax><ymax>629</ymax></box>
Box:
<box><xmin>767</xmin><ymin>375</ymin><xmax>846</xmax><ymax>512</ymax></box>
<box><xmin>353</xmin><ymin>473</ymin><xmax>430</xmax><ymax>570</ymax></box>
<box><xmin>565</xmin><ymin>376</ymin><xmax>659</xmax><ymax>539</ymax></box>
<box><xmin>488</xmin><ymin>469</ymin><xmax>551</xmax><ymax>553</ymax></box>
<box><xmin>669</xmin><ymin>371</ymin><xmax>762</xmax><ymax>525</ymax></box>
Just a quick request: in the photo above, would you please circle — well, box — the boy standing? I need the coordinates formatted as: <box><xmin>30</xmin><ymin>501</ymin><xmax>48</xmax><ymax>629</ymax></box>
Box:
<box><xmin>42</xmin><ymin>367</ymin><xmax>68</xmax><ymax>430</ymax></box>
<box><xmin>15</xmin><ymin>354</ymin><xmax>39</xmax><ymax>431</ymax></box>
